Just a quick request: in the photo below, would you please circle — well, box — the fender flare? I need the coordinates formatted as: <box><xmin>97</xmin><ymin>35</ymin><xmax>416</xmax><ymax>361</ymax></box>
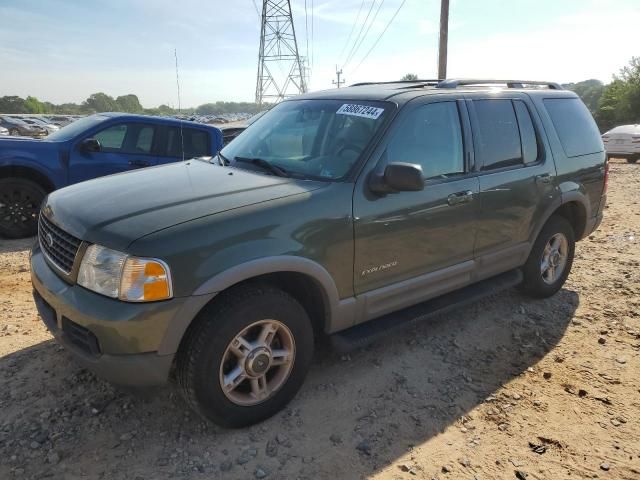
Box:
<box><xmin>529</xmin><ymin>191</ymin><xmax>590</xmax><ymax>250</ymax></box>
<box><xmin>158</xmin><ymin>256</ymin><xmax>345</xmax><ymax>355</ymax></box>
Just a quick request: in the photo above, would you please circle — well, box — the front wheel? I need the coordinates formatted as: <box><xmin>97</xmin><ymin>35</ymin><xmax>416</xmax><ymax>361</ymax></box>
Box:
<box><xmin>177</xmin><ymin>284</ymin><xmax>314</xmax><ymax>428</ymax></box>
<box><xmin>519</xmin><ymin>215</ymin><xmax>575</xmax><ymax>298</ymax></box>
<box><xmin>0</xmin><ymin>177</ymin><xmax>46</xmax><ymax>238</ymax></box>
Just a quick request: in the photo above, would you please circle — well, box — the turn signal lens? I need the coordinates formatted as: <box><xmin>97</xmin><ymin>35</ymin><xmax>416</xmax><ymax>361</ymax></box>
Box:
<box><xmin>119</xmin><ymin>258</ymin><xmax>172</xmax><ymax>302</ymax></box>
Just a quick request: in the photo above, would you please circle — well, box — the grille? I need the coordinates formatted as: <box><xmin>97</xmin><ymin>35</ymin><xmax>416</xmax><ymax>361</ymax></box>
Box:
<box><xmin>38</xmin><ymin>214</ymin><xmax>82</xmax><ymax>274</ymax></box>
<box><xmin>62</xmin><ymin>317</ymin><xmax>101</xmax><ymax>356</ymax></box>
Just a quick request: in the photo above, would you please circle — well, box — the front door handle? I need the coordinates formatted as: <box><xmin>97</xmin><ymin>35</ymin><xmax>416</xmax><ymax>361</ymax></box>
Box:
<box><xmin>447</xmin><ymin>190</ymin><xmax>474</xmax><ymax>206</ymax></box>
<box><xmin>129</xmin><ymin>159</ymin><xmax>150</xmax><ymax>168</ymax></box>
<box><xmin>536</xmin><ymin>173</ymin><xmax>552</xmax><ymax>184</ymax></box>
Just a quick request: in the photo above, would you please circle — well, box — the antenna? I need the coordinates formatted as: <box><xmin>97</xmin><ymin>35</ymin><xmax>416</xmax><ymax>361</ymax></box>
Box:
<box><xmin>174</xmin><ymin>48</ymin><xmax>185</xmax><ymax>162</ymax></box>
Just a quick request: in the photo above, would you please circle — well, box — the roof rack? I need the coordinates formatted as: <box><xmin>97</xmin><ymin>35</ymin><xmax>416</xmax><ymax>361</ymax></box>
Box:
<box><xmin>350</xmin><ymin>79</ymin><xmax>443</xmax><ymax>87</ymax></box>
<box><xmin>435</xmin><ymin>79</ymin><xmax>563</xmax><ymax>90</ymax></box>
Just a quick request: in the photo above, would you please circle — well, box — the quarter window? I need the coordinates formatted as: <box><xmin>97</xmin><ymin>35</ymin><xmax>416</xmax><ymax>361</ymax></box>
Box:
<box><xmin>543</xmin><ymin>98</ymin><xmax>603</xmax><ymax>157</ymax></box>
<box><xmin>513</xmin><ymin>100</ymin><xmax>539</xmax><ymax>164</ymax></box>
<box><xmin>387</xmin><ymin>102</ymin><xmax>464</xmax><ymax>179</ymax></box>
<box><xmin>473</xmin><ymin>100</ymin><xmax>522</xmax><ymax>170</ymax></box>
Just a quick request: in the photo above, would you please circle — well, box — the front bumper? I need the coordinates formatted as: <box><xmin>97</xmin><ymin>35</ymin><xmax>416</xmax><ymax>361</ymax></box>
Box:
<box><xmin>30</xmin><ymin>244</ymin><xmax>211</xmax><ymax>386</ymax></box>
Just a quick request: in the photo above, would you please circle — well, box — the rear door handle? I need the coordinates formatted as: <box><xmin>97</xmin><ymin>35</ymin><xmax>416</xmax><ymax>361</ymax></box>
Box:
<box><xmin>447</xmin><ymin>190</ymin><xmax>474</xmax><ymax>206</ymax></box>
<box><xmin>536</xmin><ymin>173</ymin><xmax>552</xmax><ymax>184</ymax></box>
<box><xmin>129</xmin><ymin>159</ymin><xmax>150</xmax><ymax>167</ymax></box>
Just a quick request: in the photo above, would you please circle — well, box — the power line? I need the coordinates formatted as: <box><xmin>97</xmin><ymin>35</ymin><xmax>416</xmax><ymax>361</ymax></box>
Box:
<box><xmin>341</xmin><ymin>0</ymin><xmax>378</xmax><ymax>70</ymax></box>
<box><xmin>338</xmin><ymin>0</ymin><xmax>366</xmax><ymax>61</ymax></box>
<box><xmin>351</xmin><ymin>0</ymin><xmax>407</xmax><ymax>74</ymax></box>
<box><xmin>343</xmin><ymin>0</ymin><xmax>385</xmax><ymax>70</ymax></box>
<box><xmin>311</xmin><ymin>0</ymin><xmax>315</xmax><ymax>69</ymax></box>
<box><xmin>251</xmin><ymin>0</ymin><xmax>261</xmax><ymax>16</ymax></box>
<box><xmin>304</xmin><ymin>0</ymin><xmax>310</xmax><ymax>64</ymax></box>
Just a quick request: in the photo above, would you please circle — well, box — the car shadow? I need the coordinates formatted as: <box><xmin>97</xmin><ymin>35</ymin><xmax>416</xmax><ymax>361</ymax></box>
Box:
<box><xmin>0</xmin><ymin>287</ymin><xmax>577</xmax><ymax>479</ymax></box>
<box><xmin>0</xmin><ymin>236</ymin><xmax>36</xmax><ymax>254</ymax></box>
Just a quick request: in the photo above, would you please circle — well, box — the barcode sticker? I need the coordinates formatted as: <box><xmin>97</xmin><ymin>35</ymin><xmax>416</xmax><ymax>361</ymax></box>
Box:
<box><xmin>336</xmin><ymin>104</ymin><xmax>384</xmax><ymax>120</ymax></box>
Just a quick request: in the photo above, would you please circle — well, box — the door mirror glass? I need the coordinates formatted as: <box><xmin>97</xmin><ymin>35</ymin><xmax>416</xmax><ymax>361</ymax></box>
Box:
<box><xmin>81</xmin><ymin>138</ymin><xmax>101</xmax><ymax>153</ymax></box>
<box><xmin>370</xmin><ymin>162</ymin><xmax>424</xmax><ymax>194</ymax></box>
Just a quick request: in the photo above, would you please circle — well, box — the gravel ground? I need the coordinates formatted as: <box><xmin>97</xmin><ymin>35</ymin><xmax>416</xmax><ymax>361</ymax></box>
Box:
<box><xmin>0</xmin><ymin>160</ymin><xmax>638</xmax><ymax>480</ymax></box>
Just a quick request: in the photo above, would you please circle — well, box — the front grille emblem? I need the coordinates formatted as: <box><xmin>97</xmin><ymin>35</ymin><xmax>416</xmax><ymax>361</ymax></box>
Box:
<box><xmin>45</xmin><ymin>232</ymin><xmax>54</xmax><ymax>248</ymax></box>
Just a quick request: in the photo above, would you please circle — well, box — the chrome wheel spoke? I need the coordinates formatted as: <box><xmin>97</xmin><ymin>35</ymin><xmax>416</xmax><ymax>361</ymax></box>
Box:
<box><xmin>230</xmin><ymin>335</ymin><xmax>253</xmax><ymax>359</ymax></box>
<box><xmin>223</xmin><ymin>365</ymin><xmax>246</xmax><ymax>392</ymax></box>
<box><xmin>250</xmin><ymin>376</ymin><xmax>269</xmax><ymax>400</ymax></box>
<box><xmin>271</xmin><ymin>348</ymin><xmax>293</xmax><ymax>366</ymax></box>
<box><xmin>258</xmin><ymin>322</ymin><xmax>278</xmax><ymax>346</ymax></box>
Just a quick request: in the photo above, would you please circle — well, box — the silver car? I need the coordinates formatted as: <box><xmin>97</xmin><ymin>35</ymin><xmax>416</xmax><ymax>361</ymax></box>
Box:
<box><xmin>602</xmin><ymin>124</ymin><xmax>640</xmax><ymax>163</ymax></box>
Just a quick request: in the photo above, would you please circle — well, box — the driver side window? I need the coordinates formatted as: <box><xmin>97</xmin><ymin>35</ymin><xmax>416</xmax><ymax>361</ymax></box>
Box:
<box><xmin>93</xmin><ymin>123</ymin><xmax>156</xmax><ymax>154</ymax></box>
<box><xmin>387</xmin><ymin>102</ymin><xmax>464</xmax><ymax>179</ymax></box>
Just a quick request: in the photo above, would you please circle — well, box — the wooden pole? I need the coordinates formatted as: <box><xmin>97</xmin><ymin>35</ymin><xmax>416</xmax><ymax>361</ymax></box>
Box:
<box><xmin>438</xmin><ymin>0</ymin><xmax>449</xmax><ymax>79</ymax></box>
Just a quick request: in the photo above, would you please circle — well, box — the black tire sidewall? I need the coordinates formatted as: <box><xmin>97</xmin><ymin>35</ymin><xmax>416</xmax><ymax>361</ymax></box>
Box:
<box><xmin>0</xmin><ymin>177</ymin><xmax>46</xmax><ymax>238</ymax></box>
<box><xmin>181</xmin><ymin>286</ymin><xmax>314</xmax><ymax>428</ymax></box>
<box><xmin>521</xmin><ymin>216</ymin><xmax>575</xmax><ymax>298</ymax></box>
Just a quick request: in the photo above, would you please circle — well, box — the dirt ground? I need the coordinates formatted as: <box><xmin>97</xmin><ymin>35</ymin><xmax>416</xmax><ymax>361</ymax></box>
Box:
<box><xmin>0</xmin><ymin>160</ymin><xmax>638</xmax><ymax>480</ymax></box>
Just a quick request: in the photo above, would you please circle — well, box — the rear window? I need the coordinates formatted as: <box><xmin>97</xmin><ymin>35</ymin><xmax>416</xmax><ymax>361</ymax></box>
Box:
<box><xmin>473</xmin><ymin>100</ymin><xmax>522</xmax><ymax>170</ymax></box>
<box><xmin>165</xmin><ymin>127</ymin><xmax>210</xmax><ymax>159</ymax></box>
<box><xmin>544</xmin><ymin>98</ymin><xmax>602</xmax><ymax>157</ymax></box>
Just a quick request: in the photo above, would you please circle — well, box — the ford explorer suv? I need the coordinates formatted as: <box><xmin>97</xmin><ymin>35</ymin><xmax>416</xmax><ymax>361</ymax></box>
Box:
<box><xmin>30</xmin><ymin>79</ymin><xmax>607</xmax><ymax>428</ymax></box>
<box><xmin>0</xmin><ymin>113</ymin><xmax>223</xmax><ymax>238</ymax></box>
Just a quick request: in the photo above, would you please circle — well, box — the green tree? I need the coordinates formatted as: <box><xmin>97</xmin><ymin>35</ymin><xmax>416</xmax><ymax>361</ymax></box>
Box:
<box><xmin>0</xmin><ymin>96</ymin><xmax>28</xmax><ymax>114</ymax></box>
<box><xmin>564</xmin><ymin>79</ymin><xmax>604</xmax><ymax>113</ymax></box>
<box><xmin>83</xmin><ymin>92</ymin><xmax>118</xmax><ymax>113</ymax></box>
<box><xmin>115</xmin><ymin>94</ymin><xmax>143</xmax><ymax>113</ymax></box>
<box><xmin>24</xmin><ymin>96</ymin><xmax>46</xmax><ymax>114</ymax></box>
<box><xmin>400</xmin><ymin>73</ymin><xmax>419</xmax><ymax>81</ymax></box>
<box><xmin>594</xmin><ymin>57</ymin><xmax>640</xmax><ymax>131</ymax></box>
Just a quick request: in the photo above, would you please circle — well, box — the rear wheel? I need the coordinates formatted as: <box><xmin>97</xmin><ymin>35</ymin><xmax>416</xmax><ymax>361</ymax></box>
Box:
<box><xmin>520</xmin><ymin>215</ymin><xmax>575</xmax><ymax>298</ymax></box>
<box><xmin>0</xmin><ymin>177</ymin><xmax>46</xmax><ymax>238</ymax></box>
<box><xmin>177</xmin><ymin>284</ymin><xmax>314</xmax><ymax>428</ymax></box>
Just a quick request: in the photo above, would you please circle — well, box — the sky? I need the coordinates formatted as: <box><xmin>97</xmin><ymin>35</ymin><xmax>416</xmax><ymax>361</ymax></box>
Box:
<box><xmin>1</xmin><ymin>0</ymin><xmax>639</xmax><ymax>108</ymax></box>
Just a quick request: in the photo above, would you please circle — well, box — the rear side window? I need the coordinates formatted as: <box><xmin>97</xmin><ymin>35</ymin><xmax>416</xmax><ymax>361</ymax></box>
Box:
<box><xmin>513</xmin><ymin>101</ymin><xmax>538</xmax><ymax>164</ymax></box>
<box><xmin>543</xmin><ymin>98</ymin><xmax>602</xmax><ymax>157</ymax></box>
<box><xmin>165</xmin><ymin>127</ymin><xmax>210</xmax><ymax>158</ymax></box>
<box><xmin>93</xmin><ymin>123</ymin><xmax>156</xmax><ymax>154</ymax></box>
<box><xmin>473</xmin><ymin>100</ymin><xmax>522</xmax><ymax>170</ymax></box>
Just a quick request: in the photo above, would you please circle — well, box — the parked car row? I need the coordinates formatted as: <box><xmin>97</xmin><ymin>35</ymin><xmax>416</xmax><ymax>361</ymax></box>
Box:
<box><xmin>0</xmin><ymin>114</ymin><xmax>82</xmax><ymax>138</ymax></box>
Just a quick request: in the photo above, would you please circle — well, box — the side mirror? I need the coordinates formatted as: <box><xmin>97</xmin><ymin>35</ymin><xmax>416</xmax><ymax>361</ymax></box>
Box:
<box><xmin>81</xmin><ymin>138</ymin><xmax>101</xmax><ymax>153</ymax></box>
<box><xmin>370</xmin><ymin>162</ymin><xmax>424</xmax><ymax>194</ymax></box>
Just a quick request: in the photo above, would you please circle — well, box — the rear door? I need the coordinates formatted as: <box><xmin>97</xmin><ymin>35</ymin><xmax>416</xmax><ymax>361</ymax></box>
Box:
<box><xmin>466</xmin><ymin>94</ymin><xmax>558</xmax><ymax>279</ymax></box>
<box><xmin>68</xmin><ymin>121</ymin><xmax>160</xmax><ymax>184</ymax></box>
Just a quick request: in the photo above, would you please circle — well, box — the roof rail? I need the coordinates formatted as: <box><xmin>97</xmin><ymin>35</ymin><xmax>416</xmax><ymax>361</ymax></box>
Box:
<box><xmin>350</xmin><ymin>79</ymin><xmax>443</xmax><ymax>87</ymax></box>
<box><xmin>436</xmin><ymin>79</ymin><xmax>563</xmax><ymax>90</ymax></box>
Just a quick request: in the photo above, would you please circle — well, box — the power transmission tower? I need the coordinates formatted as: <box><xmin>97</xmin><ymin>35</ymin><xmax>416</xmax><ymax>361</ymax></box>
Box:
<box><xmin>437</xmin><ymin>0</ymin><xmax>450</xmax><ymax>79</ymax></box>
<box><xmin>332</xmin><ymin>66</ymin><xmax>345</xmax><ymax>88</ymax></box>
<box><xmin>255</xmin><ymin>0</ymin><xmax>308</xmax><ymax>105</ymax></box>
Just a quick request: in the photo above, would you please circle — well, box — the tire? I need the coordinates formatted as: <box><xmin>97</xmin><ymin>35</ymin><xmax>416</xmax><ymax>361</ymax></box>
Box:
<box><xmin>177</xmin><ymin>284</ymin><xmax>314</xmax><ymax>428</ymax></box>
<box><xmin>9</xmin><ymin>128</ymin><xmax>19</xmax><ymax>136</ymax></box>
<box><xmin>0</xmin><ymin>177</ymin><xmax>46</xmax><ymax>238</ymax></box>
<box><xmin>519</xmin><ymin>215</ymin><xmax>575</xmax><ymax>298</ymax></box>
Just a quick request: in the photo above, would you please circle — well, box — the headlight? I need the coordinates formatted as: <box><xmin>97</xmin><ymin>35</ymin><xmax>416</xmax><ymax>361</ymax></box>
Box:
<box><xmin>77</xmin><ymin>244</ymin><xmax>172</xmax><ymax>302</ymax></box>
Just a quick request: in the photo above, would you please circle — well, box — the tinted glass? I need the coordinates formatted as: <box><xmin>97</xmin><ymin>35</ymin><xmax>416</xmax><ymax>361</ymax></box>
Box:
<box><xmin>46</xmin><ymin>114</ymin><xmax>108</xmax><ymax>141</ymax></box>
<box><xmin>93</xmin><ymin>123</ymin><xmax>155</xmax><ymax>154</ymax></box>
<box><xmin>473</xmin><ymin>100</ymin><xmax>522</xmax><ymax>170</ymax></box>
<box><xmin>513</xmin><ymin>101</ymin><xmax>538</xmax><ymax>164</ymax></box>
<box><xmin>387</xmin><ymin>102</ymin><xmax>464</xmax><ymax>179</ymax></box>
<box><xmin>221</xmin><ymin>99</ymin><xmax>390</xmax><ymax>180</ymax></box>
<box><xmin>544</xmin><ymin>98</ymin><xmax>603</xmax><ymax>157</ymax></box>
<box><xmin>165</xmin><ymin>128</ymin><xmax>210</xmax><ymax>158</ymax></box>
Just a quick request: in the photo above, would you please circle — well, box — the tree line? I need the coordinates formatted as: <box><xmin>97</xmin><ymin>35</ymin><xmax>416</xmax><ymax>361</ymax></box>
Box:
<box><xmin>401</xmin><ymin>57</ymin><xmax>640</xmax><ymax>132</ymax></box>
<box><xmin>0</xmin><ymin>92</ymin><xmax>268</xmax><ymax>117</ymax></box>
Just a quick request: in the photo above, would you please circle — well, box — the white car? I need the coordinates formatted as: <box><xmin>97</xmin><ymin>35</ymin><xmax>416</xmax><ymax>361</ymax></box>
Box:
<box><xmin>602</xmin><ymin>124</ymin><xmax>640</xmax><ymax>163</ymax></box>
<box><xmin>0</xmin><ymin>126</ymin><xmax>8</xmax><ymax>136</ymax></box>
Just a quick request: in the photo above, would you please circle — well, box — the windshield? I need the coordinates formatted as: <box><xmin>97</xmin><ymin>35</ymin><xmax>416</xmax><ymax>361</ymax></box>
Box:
<box><xmin>46</xmin><ymin>114</ymin><xmax>108</xmax><ymax>141</ymax></box>
<box><xmin>221</xmin><ymin>99</ymin><xmax>391</xmax><ymax>180</ymax></box>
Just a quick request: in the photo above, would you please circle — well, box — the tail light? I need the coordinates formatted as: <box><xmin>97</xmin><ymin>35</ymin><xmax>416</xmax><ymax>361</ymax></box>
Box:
<box><xmin>632</xmin><ymin>135</ymin><xmax>640</xmax><ymax>143</ymax></box>
<box><xmin>602</xmin><ymin>135</ymin><xmax>609</xmax><ymax>143</ymax></box>
<box><xmin>603</xmin><ymin>159</ymin><xmax>609</xmax><ymax>195</ymax></box>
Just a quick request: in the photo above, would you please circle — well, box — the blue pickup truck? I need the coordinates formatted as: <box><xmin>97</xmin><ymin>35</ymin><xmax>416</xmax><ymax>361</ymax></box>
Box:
<box><xmin>0</xmin><ymin>113</ymin><xmax>223</xmax><ymax>238</ymax></box>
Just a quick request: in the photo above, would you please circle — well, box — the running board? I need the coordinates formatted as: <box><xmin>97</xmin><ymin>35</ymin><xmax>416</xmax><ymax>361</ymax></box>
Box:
<box><xmin>330</xmin><ymin>269</ymin><xmax>523</xmax><ymax>353</ymax></box>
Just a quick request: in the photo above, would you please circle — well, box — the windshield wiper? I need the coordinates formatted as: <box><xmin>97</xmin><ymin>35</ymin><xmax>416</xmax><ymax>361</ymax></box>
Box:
<box><xmin>217</xmin><ymin>151</ymin><xmax>230</xmax><ymax>166</ymax></box>
<box><xmin>234</xmin><ymin>156</ymin><xmax>290</xmax><ymax>177</ymax></box>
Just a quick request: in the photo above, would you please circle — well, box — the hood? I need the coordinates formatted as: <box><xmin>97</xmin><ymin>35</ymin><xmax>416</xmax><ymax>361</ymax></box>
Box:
<box><xmin>44</xmin><ymin>160</ymin><xmax>326</xmax><ymax>251</ymax></box>
<box><xmin>0</xmin><ymin>137</ymin><xmax>52</xmax><ymax>162</ymax></box>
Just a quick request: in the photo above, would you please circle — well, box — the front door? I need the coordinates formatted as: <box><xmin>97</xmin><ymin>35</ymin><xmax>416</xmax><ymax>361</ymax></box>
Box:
<box><xmin>69</xmin><ymin>122</ymin><xmax>159</xmax><ymax>184</ymax></box>
<box><xmin>353</xmin><ymin>98</ymin><xmax>480</xmax><ymax>321</ymax></box>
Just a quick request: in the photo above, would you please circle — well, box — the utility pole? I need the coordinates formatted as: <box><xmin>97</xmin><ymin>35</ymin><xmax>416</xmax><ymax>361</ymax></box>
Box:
<box><xmin>255</xmin><ymin>0</ymin><xmax>307</xmax><ymax>105</ymax></box>
<box><xmin>437</xmin><ymin>0</ymin><xmax>449</xmax><ymax>79</ymax></box>
<box><xmin>332</xmin><ymin>66</ymin><xmax>345</xmax><ymax>88</ymax></box>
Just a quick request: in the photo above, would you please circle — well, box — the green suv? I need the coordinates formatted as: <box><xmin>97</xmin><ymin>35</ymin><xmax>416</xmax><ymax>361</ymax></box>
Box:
<box><xmin>31</xmin><ymin>79</ymin><xmax>607</xmax><ymax>427</ymax></box>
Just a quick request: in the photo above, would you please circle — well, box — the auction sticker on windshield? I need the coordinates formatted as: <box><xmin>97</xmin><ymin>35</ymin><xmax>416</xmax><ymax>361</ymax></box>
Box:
<box><xmin>336</xmin><ymin>104</ymin><xmax>384</xmax><ymax>120</ymax></box>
